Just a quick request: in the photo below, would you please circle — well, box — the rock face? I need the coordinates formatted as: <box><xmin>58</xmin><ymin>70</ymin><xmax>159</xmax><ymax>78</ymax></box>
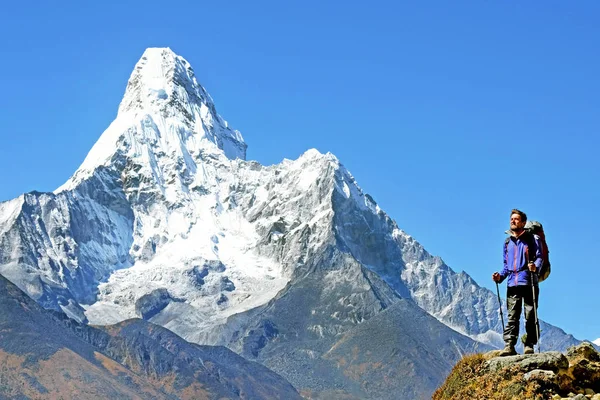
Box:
<box><xmin>434</xmin><ymin>342</ymin><xmax>600</xmax><ymax>400</ymax></box>
<box><xmin>135</xmin><ymin>288</ymin><xmax>180</xmax><ymax>320</ymax></box>
<box><xmin>0</xmin><ymin>273</ymin><xmax>301</xmax><ymax>399</ymax></box>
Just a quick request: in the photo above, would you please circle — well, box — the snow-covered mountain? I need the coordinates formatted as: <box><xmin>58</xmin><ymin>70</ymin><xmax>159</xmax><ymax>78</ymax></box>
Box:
<box><xmin>0</xmin><ymin>47</ymin><xmax>583</xmax><ymax>398</ymax></box>
<box><xmin>594</xmin><ymin>338</ymin><xmax>600</xmax><ymax>346</ymax></box>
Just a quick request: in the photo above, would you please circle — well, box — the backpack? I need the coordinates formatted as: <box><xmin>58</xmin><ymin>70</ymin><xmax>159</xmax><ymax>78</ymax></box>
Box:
<box><xmin>504</xmin><ymin>220</ymin><xmax>551</xmax><ymax>282</ymax></box>
<box><xmin>526</xmin><ymin>221</ymin><xmax>551</xmax><ymax>282</ymax></box>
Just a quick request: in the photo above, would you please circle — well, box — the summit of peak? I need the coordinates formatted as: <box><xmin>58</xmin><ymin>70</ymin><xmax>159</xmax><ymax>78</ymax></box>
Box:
<box><xmin>118</xmin><ymin>47</ymin><xmax>208</xmax><ymax>115</ymax></box>
<box><xmin>298</xmin><ymin>148</ymin><xmax>340</xmax><ymax>164</ymax></box>
<box><xmin>300</xmin><ymin>148</ymin><xmax>324</xmax><ymax>159</ymax></box>
<box><xmin>55</xmin><ymin>48</ymin><xmax>247</xmax><ymax>193</ymax></box>
<box><xmin>142</xmin><ymin>47</ymin><xmax>178</xmax><ymax>60</ymax></box>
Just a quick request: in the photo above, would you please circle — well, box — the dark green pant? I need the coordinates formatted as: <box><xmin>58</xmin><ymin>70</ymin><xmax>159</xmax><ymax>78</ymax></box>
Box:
<box><xmin>504</xmin><ymin>285</ymin><xmax>539</xmax><ymax>346</ymax></box>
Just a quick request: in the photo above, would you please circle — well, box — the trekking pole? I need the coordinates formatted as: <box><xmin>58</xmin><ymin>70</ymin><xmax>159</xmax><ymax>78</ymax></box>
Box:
<box><xmin>531</xmin><ymin>276</ymin><xmax>541</xmax><ymax>353</ymax></box>
<box><xmin>495</xmin><ymin>282</ymin><xmax>505</xmax><ymax>332</ymax></box>
<box><xmin>526</xmin><ymin>248</ymin><xmax>541</xmax><ymax>353</ymax></box>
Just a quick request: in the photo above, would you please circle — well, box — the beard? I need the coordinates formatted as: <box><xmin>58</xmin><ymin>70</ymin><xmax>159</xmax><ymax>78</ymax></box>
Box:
<box><xmin>511</xmin><ymin>224</ymin><xmax>524</xmax><ymax>233</ymax></box>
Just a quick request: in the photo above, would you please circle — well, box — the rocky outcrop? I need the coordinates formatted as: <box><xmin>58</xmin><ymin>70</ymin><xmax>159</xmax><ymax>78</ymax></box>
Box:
<box><xmin>434</xmin><ymin>342</ymin><xmax>600</xmax><ymax>400</ymax></box>
<box><xmin>135</xmin><ymin>288</ymin><xmax>181</xmax><ymax>320</ymax></box>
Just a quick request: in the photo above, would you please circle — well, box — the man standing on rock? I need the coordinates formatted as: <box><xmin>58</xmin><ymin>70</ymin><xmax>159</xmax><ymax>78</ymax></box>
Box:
<box><xmin>492</xmin><ymin>209</ymin><xmax>543</xmax><ymax>356</ymax></box>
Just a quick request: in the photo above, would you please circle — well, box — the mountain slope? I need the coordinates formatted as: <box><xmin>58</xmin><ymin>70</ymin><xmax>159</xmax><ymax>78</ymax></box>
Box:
<box><xmin>0</xmin><ymin>273</ymin><xmax>301</xmax><ymax>399</ymax></box>
<box><xmin>321</xmin><ymin>299</ymin><xmax>490</xmax><ymax>399</ymax></box>
<box><xmin>219</xmin><ymin>267</ymin><xmax>490</xmax><ymax>399</ymax></box>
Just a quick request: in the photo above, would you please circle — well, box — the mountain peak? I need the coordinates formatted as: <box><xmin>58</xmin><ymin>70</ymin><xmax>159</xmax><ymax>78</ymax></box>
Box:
<box><xmin>118</xmin><ymin>47</ymin><xmax>210</xmax><ymax>116</ymax></box>
<box><xmin>56</xmin><ymin>48</ymin><xmax>247</xmax><ymax>193</ymax></box>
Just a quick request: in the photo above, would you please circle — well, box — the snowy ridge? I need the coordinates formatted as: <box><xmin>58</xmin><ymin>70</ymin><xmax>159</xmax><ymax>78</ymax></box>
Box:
<box><xmin>0</xmin><ymin>196</ymin><xmax>23</xmax><ymax>237</ymax></box>
<box><xmin>594</xmin><ymin>338</ymin><xmax>600</xmax><ymax>346</ymax></box>
<box><xmin>0</xmin><ymin>186</ymin><xmax>133</xmax><ymax>324</ymax></box>
<box><xmin>324</xmin><ymin>158</ymin><xmax>504</xmax><ymax>346</ymax></box>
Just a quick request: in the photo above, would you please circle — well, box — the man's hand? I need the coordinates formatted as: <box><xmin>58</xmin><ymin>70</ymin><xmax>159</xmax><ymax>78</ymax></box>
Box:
<box><xmin>528</xmin><ymin>262</ymin><xmax>536</xmax><ymax>272</ymax></box>
<box><xmin>492</xmin><ymin>272</ymin><xmax>501</xmax><ymax>283</ymax></box>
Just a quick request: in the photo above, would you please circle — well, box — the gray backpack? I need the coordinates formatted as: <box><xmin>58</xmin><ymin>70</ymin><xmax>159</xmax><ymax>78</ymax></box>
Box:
<box><xmin>525</xmin><ymin>220</ymin><xmax>551</xmax><ymax>282</ymax></box>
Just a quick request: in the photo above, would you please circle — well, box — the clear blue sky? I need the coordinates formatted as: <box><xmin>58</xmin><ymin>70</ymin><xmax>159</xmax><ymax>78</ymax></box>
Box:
<box><xmin>1</xmin><ymin>1</ymin><xmax>598</xmax><ymax>341</ymax></box>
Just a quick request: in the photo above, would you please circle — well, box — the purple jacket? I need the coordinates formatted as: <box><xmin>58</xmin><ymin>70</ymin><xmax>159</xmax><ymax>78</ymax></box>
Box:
<box><xmin>499</xmin><ymin>231</ymin><xmax>543</xmax><ymax>287</ymax></box>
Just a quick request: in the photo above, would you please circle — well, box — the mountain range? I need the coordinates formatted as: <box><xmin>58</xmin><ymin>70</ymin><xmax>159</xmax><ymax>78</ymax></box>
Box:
<box><xmin>0</xmin><ymin>47</ymin><xmax>584</xmax><ymax>399</ymax></box>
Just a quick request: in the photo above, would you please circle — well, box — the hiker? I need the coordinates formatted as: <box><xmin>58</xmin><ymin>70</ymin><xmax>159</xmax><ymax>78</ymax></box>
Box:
<box><xmin>492</xmin><ymin>209</ymin><xmax>543</xmax><ymax>356</ymax></box>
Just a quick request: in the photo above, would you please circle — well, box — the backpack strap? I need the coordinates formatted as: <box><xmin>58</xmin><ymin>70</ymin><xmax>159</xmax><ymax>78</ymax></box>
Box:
<box><xmin>523</xmin><ymin>232</ymin><xmax>538</xmax><ymax>265</ymax></box>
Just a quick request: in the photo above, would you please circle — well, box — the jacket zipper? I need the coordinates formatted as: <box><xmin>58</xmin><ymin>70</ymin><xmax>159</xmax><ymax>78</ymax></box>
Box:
<box><xmin>513</xmin><ymin>240</ymin><xmax>518</xmax><ymax>285</ymax></box>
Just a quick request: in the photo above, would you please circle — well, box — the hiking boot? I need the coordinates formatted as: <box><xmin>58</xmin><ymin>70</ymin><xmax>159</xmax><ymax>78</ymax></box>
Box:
<box><xmin>524</xmin><ymin>345</ymin><xmax>535</xmax><ymax>354</ymax></box>
<box><xmin>498</xmin><ymin>345</ymin><xmax>517</xmax><ymax>356</ymax></box>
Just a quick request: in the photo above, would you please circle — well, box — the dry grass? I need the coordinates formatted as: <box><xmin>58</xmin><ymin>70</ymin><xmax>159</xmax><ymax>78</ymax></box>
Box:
<box><xmin>432</xmin><ymin>353</ymin><xmax>549</xmax><ymax>400</ymax></box>
<box><xmin>0</xmin><ymin>348</ymin><xmax>155</xmax><ymax>399</ymax></box>
<box><xmin>432</xmin><ymin>353</ymin><xmax>487</xmax><ymax>400</ymax></box>
<box><xmin>0</xmin><ymin>348</ymin><xmax>215</xmax><ymax>400</ymax></box>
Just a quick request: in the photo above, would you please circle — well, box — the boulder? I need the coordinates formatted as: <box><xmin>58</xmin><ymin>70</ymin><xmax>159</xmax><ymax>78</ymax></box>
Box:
<box><xmin>567</xmin><ymin>342</ymin><xmax>600</xmax><ymax>362</ymax></box>
<box><xmin>486</xmin><ymin>351</ymin><xmax>568</xmax><ymax>373</ymax></box>
<box><xmin>135</xmin><ymin>288</ymin><xmax>174</xmax><ymax>320</ymax></box>
<box><xmin>565</xmin><ymin>343</ymin><xmax>600</xmax><ymax>393</ymax></box>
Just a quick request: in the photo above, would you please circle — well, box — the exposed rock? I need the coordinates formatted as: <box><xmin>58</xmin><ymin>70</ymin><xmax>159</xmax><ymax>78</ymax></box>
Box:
<box><xmin>486</xmin><ymin>351</ymin><xmax>568</xmax><ymax>373</ymax></box>
<box><xmin>135</xmin><ymin>288</ymin><xmax>176</xmax><ymax>320</ymax></box>
<box><xmin>568</xmin><ymin>342</ymin><xmax>600</xmax><ymax>362</ymax></box>
<box><xmin>434</xmin><ymin>342</ymin><xmax>600</xmax><ymax>400</ymax></box>
<box><xmin>220</xmin><ymin>276</ymin><xmax>235</xmax><ymax>291</ymax></box>
<box><xmin>562</xmin><ymin>342</ymin><xmax>600</xmax><ymax>395</ymax></box>
<box><xmin>524</xmin><ymin>369</ymin><xmax>557</xmax><ymax>382</ymax></box>
<box><xmin>242</xmin><ymin>319</ymin><xmax>279</xmax><ymax>357</ymax></box>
